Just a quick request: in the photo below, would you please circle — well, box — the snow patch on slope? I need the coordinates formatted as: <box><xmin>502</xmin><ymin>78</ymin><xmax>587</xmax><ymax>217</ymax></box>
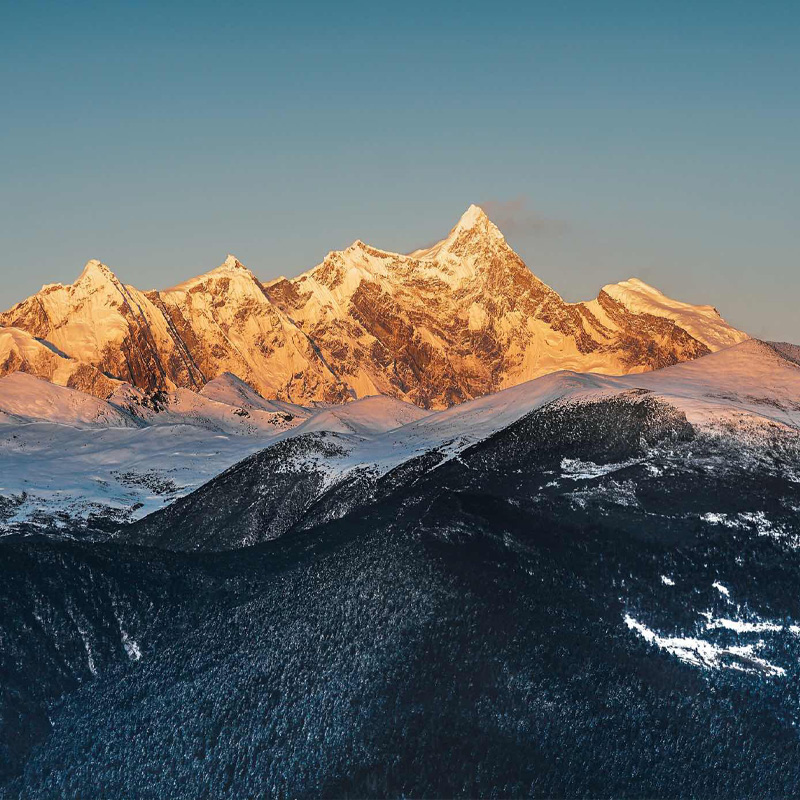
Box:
<box><xmin>199</xmin><ymin>372</ymin><xmax>309</xmax><ymax>418</ymax></box>
<box><xmin>624</xmin><ymin>614</ymin><xmax>785</xmax><ymax>676</ymax></box>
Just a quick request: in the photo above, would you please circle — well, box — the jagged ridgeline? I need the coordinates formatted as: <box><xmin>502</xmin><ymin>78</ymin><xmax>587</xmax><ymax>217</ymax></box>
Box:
<box><xmin>0</xmin><ymin>206</ymin><xmax>747</xmax><ymax>409</ymax></box>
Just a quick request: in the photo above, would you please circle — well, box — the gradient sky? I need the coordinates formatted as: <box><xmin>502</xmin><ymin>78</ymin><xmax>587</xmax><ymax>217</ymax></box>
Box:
<box><xmin>2</xmin><ymin>0</ymin><xmax>798</xmax><ymax>341</ymax></box>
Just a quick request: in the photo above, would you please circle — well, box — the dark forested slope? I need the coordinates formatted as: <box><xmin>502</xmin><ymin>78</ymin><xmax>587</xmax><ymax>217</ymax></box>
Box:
<box><xmin>3</xmin><ymin>394</ymin><xmax>800</xmax><ymax>798</ymax></box>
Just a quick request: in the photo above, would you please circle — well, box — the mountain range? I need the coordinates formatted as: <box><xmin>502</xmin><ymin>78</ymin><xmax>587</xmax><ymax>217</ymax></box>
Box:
<box><xmin>3</xmin><ymin>206</ymin><xmax>800</xmax><ymax>798</ymax></box>
<box><xmin>0</xmin><ymin>205</ymin><xmax>747</xmax><ymax>408</ymax></box>
<box><xmin>3</xmin><ymin>334</ymin><xmax>800</xmax><ymax>797</ymax></box>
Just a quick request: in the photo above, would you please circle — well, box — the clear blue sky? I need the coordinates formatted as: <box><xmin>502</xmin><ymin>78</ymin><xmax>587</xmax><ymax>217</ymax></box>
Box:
<box><xmin>2</xmin><ymin>0</ymin><xmax>798</xmax><ymax>341</ymax></box>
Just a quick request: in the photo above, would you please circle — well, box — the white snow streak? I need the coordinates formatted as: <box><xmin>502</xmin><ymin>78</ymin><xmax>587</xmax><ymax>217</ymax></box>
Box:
<box><xmin>121</xmin><ymin>629</ymin><xmax>142</xmax><ymax>661</ymax></box>
<box><xmin>560</xmin><ymin>456</ymin><xmax>642</xmax><ymax>480</ymax></box>
<box><xmin>624</xmin><ymin>615</ymin><xmax>785</xmax><ymax>676</ymax></box>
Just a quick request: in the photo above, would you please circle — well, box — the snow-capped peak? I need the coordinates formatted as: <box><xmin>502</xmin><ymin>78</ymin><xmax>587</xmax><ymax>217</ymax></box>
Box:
<box><xmin>0</xmin><ymin>204</ymin><xmax>754</xmax><ymax>410</ymax></box>
<box><xmin>165</xmin><ymin>255</ymin><xmax>257</xmax><ymax>292</ymax></box>
<box><xmin>409</xmin><ymin>204</ymin><xmax>506</xmax><ymax>263</ymax></box>
<box><xmin>76</xmin><ymin>259</ymin><xmax>120</xmax><ymax>288</ymax></box>
<box><xmin>212</xmin><ymin>254</ymin><xmax>253</xmax><ymax>276</ymax></box>
<box><xmin>207</xmin><ymin>254</ymin><xmax>251</xmax><ymax>277</ymax></box>
<box><xmin>450</xmin><ymin>204</ymin><xmax>504</xmax><ymax>241</ymax></box>
<box><xmin>456</xmin><ymin>203</ymin><xmax>490</xmax><ymax>230</ymax></box>
<box><xmin>603</xmin><ymin>278</ymin><xmax>719</xmax><ymax>314</ymax></box>
<box><xmin>223</xmin><ymin>254</ymin><xmax>245</xmax><ymax>270</ymax></box>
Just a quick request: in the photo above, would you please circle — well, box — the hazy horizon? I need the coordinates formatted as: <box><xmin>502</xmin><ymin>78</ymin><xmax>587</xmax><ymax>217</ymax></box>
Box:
<box><xmin>2</xmin><ymin>1</ymin><xmax>798</xmax><ymax>341</ymax></box>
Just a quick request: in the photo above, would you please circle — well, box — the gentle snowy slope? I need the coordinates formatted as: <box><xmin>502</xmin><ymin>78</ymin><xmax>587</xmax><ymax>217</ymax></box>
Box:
<box><xmin>199</xmin><ymin>372</ymin><xmax>310</xmax><ymax>418</ymax></box>
<box><xmin>294</xmin><ymin>395</ymin><xmax>431</xmax><ymax>436</ymax></box>
<box><xmin>616</xmin><ymin>339</ymin><xmax>800</xmax><ymax>429</ymax></box>
<box><xmin>0</xmin><ymin>422</ymin><xmax>278</xmax><ymax>531</ymax></box>
<box><xmin>0</xmin><ymin>370</ymin><xmax>311</xmax><ymax>532</ymax></box>
<box><xmin>117</xmin><ymin>386</ymin><xmax>307</xmax><ymax>437</ymax></box>
<box><xmin>400</xmin><ymin>370</ymin><xmax>614</xmax><ymax>449</ymax></box>
<box><xmin>0</xmin><ymin>373</ymin><xmax>134</xmax><ymax>427</ymax></box>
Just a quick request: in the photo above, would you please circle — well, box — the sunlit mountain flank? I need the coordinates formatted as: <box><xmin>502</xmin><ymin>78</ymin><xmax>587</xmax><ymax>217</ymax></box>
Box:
<box><xmin>1</xmin><ymin>207</ymin><xmax>746</xmax><ymax>407</ymax></box>
<box><xmin>3</xmin><ymin>1</ymin><xmax>799</xmax><ymax>796</ymax></box>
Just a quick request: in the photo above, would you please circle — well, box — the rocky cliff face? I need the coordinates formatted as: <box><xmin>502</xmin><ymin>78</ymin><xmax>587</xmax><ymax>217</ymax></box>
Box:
<box><xmin>265</xmin><ymin>205</ymin><xmax>746</xmax><ymax>407</ymax></box>
<box><xmin>0</xmin><ymin>206</ymin><xmax>748</xmax><ymax>407</ymax></box>
<box><xmin>0</xmin><ymin>261</ymin><xmax>195</xmax><ymax>394</ymax></box>
<box><xmin>0</xmin><ymin>258</ymin><xmax>348</xmax><ymax>403</ymax></box>
<box><xmin>0</xmin><ymin>326</ymin><xmax>120</xmax><ymax>398</ymax></box>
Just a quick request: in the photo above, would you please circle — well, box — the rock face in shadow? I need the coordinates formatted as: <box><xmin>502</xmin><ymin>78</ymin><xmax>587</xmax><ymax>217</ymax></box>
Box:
<box><xmin>123</xmin><ymin>392</ymin><xmax>698</xmax><ymax>553</ymax></box>
<box><xmin>126</xmin><ymin>432</ymin><xmax>358</xmax><ymax>551</ymax></box>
